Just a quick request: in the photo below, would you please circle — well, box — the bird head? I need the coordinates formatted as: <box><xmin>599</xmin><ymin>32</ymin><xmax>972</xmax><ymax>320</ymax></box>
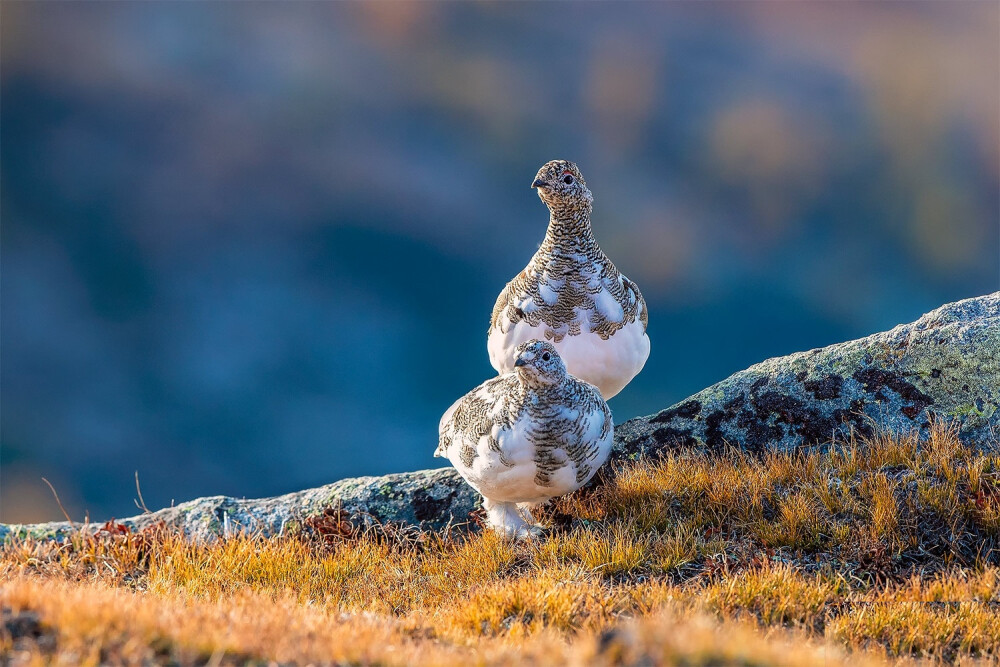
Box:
<box><xmin>531</xmin><ymin>160</ymin><xmax>593</xmax><ymax>211</ymax></box>
<box><xmin>513</xmin><ymin>339</ymin><xmax>566</xmax><ymax>387</ymax></box>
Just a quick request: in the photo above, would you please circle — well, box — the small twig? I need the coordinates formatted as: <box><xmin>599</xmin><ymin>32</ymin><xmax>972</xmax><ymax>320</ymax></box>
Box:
<box><xmin>134</xmin><ymin>471</ymin><xmax>151</xmax><ymax>514</ymax></box>
<box><xmin>41</xmin><ymin>477</ymin><xmax>76</xmax><ymax>529</ymax></box>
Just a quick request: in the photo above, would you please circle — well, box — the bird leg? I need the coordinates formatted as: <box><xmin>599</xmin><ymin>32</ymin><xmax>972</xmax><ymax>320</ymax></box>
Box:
<box><xmin>517</xmin><ymin>502</ymin><xmax>547</xmax><ymax>529</ymax></box>
<box><xmin>482</xmin><ymin>498</ymin><xmax>542</xmax><ymax>539</ymax></box>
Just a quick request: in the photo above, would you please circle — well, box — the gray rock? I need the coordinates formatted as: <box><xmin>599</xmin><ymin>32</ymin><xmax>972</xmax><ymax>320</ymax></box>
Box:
<box><xmin>613</xmin><ymin>292</ymin><xmax>999</xmax><ymax>460</ymax></box>
<box><xmin>3</xmin><ymin>293</ymin><xmax>996</xmax><ymax>542</ymax></box>
<box><xmin>1</xmin><ymin>467</ymin><xmax>477</xmax><ymax>543</ymax></box>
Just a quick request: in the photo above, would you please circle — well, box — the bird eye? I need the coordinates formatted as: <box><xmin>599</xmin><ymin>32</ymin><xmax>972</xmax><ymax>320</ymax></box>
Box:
<box><xmin>542</xmin><ymin>352</ymin><xmax>551</xmax><ymax>361</ymax></box>
<box><xmin>562</xmin><ymin>175</ymin><xmax>574</xmax><ymax>185</ymax></box>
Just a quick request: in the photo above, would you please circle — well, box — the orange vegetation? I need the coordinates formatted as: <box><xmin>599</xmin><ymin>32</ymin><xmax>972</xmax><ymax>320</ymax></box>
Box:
<box><xmin>2</xmin><ymin>424</ymin><xmax>998</xmax><ymax>665</ymax></box>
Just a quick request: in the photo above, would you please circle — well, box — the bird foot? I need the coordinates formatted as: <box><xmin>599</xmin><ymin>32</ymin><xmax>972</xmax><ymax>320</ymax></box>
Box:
<box><xmin>483</xmin><ymin>498</ymin><xmax>544</xmax><ymax>540</ymax></box>
<box><xmin>499</xmin><ymin>523</ymin><xmax>544</xmax><ymax>540</ymax></box>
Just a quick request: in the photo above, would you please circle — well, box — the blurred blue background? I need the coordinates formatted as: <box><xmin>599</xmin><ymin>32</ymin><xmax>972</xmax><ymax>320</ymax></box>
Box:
<box><xmin>2</xmin><ymin>2</ymin><xmax>998</xmax><ymax>523</ymax></box>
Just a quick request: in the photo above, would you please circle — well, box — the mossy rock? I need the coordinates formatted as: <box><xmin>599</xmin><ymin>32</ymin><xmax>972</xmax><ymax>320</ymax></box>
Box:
<box><xmin>614</xmin><ymin>292</ymin><xmax>999</xmax><ymax>460</ymax></box>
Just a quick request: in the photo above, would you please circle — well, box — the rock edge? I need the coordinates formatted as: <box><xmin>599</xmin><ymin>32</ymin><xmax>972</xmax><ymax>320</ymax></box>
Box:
<box><xmin>3</xmin><ymin>292</ymin><xmax>997</xmax><ymax>542</ymax></box>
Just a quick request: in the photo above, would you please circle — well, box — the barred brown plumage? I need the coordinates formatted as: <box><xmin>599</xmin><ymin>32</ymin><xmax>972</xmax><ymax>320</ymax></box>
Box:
<box><xmin>488</xmin><ymin>160</ymin><xmax>650</xmax><ymax>399</ymax></box>
<box><xmin>435</xmin><ymin>340</ymin><xmax>613</xmax><ymax>539</ymax></box>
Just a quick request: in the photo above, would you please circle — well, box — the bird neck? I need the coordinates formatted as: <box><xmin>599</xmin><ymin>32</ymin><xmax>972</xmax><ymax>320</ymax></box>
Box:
<box><xmin>516</xmin><ymin>370</ymin><xmax>563</xmax><ymax>393</ymax></box>
<box><xmin>542</xmin><ymin>203</ymin><xmax>596</xmax><ymax>253</ymax></box>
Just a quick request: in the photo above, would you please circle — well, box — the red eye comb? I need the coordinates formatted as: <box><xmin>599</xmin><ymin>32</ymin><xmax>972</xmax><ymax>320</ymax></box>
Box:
<box><xmin>562</xmin><ymin>170</ymin><xmax>573</xmax><ymax>176</ymax></box>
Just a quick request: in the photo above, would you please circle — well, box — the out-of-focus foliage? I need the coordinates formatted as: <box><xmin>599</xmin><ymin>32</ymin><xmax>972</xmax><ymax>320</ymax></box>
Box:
<box><xmin>1</xmin><ymin>2</ymin><xmax>997</xmax><ymax>521</ymax></box>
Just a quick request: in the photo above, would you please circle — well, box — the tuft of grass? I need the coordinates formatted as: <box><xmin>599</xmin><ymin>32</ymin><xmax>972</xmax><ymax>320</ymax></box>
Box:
<box><xmin>3</xmin><ymin>423</ymin><xmax>999</xmax><ymax>664</ymax></box>
<box><xmin>442</xmin><ymin>565</ymin><xmax>668</xmax><ymax>638</ymax></box>
<box><xmin>537</xmin><ymin>522</ymin><xmax>654</xmax><ymax>577</ymax></box>
<box><xmin>828</xmin><ymin>568</ymin><xmax>1000</xmax><ymax>661</ymax></box>
<box><xmin>757</xmin><ymin>488</ymin><xmax>830</xmax><ymax>550</ymax></box>
<box><xmin>702</xmin><ymin>562</ymin><xmax>846</xmax><ymax>630</ymax></box>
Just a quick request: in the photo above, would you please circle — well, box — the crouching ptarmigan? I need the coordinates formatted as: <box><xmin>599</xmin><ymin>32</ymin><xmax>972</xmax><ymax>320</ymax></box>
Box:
<box><xmin>435</xmin><ymin>340</ymin><xmax>613</xmax><ymax>538</ymax></box>
<box><xmin>488</xmin><ymin>160</ymin><xmax>649</xmax><ymax>399</ymax></box>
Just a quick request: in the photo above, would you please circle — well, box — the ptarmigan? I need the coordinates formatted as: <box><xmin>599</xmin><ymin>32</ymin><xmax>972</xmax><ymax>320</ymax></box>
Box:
<box><xmin>435</xmin><ymin>339</ymin><xmax>613</xmax><ymax>538</ymax></box>
<box><xmin>488</xmin><ymin>160</ymin><xmax>649</xmax><ymax>399</ymax></box>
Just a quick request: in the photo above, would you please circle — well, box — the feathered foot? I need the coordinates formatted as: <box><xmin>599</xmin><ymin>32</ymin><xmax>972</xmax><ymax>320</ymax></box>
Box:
<box><xmin>483</xmin><ymin>498</ymin><xmax>543</xmax><ymax>540</ymax></box>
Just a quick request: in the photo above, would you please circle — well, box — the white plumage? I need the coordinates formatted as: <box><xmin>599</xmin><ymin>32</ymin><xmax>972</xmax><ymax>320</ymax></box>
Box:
<box><xmin>488</xmin><ymin>305</ymin><xmax>649</xmax><ymax>400</ymax></box>
<box><xmin>436</xmin><ymin>340</ymin><xmax>613</xmax><ymax>538</ymax></box>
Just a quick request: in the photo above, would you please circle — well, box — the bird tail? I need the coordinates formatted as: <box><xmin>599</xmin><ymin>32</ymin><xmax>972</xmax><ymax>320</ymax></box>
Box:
<box><xmin>436</xmin><ymin>397</ymin><xmax>462</xmax><ymax>459</ymax></box>
<box><xmin>434</xmin><ymin>436</ymin><xmax>449</xmax><ymax>458</ymax></box>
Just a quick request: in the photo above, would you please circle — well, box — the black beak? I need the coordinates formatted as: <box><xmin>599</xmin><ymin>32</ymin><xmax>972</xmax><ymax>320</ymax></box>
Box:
<box><xmin>531</xmin><ymin>178</ymin><xmax>547</xmax><ymax>189</ymax></box>
<box><xmin>514</xmin><ymin>358</ymin><xmax>527</xmax><ymax>367</ymax></box>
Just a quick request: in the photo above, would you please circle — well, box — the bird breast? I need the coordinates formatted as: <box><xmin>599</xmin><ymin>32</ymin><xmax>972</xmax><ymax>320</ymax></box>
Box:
<box><xmin>440</xmin><ymin>386</ymin><xmax>613</xmax><ymax>504</ymax></box>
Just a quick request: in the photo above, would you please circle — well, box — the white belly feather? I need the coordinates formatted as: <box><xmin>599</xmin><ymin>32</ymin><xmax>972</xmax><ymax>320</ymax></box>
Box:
<box><xmin>447</xmin><ymin>409</ymin><xmax>613</xmax><ymax>504</ymax></box>
<box><xmin>488</xmin><ymin>317</ymin><xmax>649</xmax><ymax>399</ymax></box>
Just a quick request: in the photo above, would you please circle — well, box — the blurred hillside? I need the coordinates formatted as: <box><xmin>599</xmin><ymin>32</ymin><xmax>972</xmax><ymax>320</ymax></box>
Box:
<box><xmin>2</xmin><ymin>2</ymin><xmax>998</xmax><ymax>522</ymax></box>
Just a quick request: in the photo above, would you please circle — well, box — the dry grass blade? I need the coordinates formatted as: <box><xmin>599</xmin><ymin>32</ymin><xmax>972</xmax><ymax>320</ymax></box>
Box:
<box><xmin>39</xmin><ymin>478</ymin><xmax>75</xmax><ymax>529</ymax></box>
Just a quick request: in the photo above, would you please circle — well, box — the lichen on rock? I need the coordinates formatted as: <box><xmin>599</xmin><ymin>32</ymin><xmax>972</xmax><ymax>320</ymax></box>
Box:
<box><xmin>613</xmin><ymin>292</ymin><xmax>999</xmax><ymax>461</ymax></box>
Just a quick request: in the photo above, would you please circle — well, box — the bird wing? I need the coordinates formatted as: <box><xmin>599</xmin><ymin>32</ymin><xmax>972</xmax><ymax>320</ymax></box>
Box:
<box><xmin>489</xmin><ymin>268</ymin><xmax>536</xmax><ymax>334</ymax></box>
<box><xmin>525</xmin><ymin>380</ymin><xmax>613</xmax><ymax>488</ymax></box>
<box><xmin>436</xmin><ymin>375</ymin><xmax>521</xmax><ymax>467</ymax></box>
<box><xmin>620</xmin><ymin>274</ymin><xmax>648</xmax><ymax>332</ymax></box>
<box><xmin>492</xmin><ymin>251</ymin><xmax>647</xmax><ymax>341</ymax></box>
<box><xmin>434</xmin><ymin>394</ymin><xmax>466</xmax><ymax>457</ymax></box>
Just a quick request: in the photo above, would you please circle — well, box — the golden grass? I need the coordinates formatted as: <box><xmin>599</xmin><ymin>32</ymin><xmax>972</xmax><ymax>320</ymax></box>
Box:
<box><xmin>574</xmin><ymin>421</ymin><xmax>1000</xmax><ymax>571</ymax></box>
<box><xmin>828</xmin><ymin>569</ymin><xmax>1000</xmax><ymax>661</ymax></box>
<box><xmin>2</xmin><ymin>574</ymin><xmax>889</xmax><ymax>667</ymax></box>
<box><xmin>2</xmin><ymin>423</ymin><xmax>998</xmax><ymax>665</ymax></box>
<box><xmin>702</xmin><ymin>562</ymin><xmax>846</xmax><ymax>630</ymax></box>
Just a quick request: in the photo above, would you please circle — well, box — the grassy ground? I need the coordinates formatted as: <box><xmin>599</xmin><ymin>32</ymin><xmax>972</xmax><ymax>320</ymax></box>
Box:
<box><xmin>2</xmin><ymin>423</ymin><xmax>999</xmax><ymax>665</ymax></box>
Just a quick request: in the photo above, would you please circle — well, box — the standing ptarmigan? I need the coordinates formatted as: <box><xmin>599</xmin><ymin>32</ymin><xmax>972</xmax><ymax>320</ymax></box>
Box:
<box><xmin>435</xmin><ymin>339</ymin><xmax>613</xmax><ymax>538</ymax></box>
<box><xmin>488</xmin><ymin>160</ymin><xmax>649</xmax><ymax>399</ymax></box>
